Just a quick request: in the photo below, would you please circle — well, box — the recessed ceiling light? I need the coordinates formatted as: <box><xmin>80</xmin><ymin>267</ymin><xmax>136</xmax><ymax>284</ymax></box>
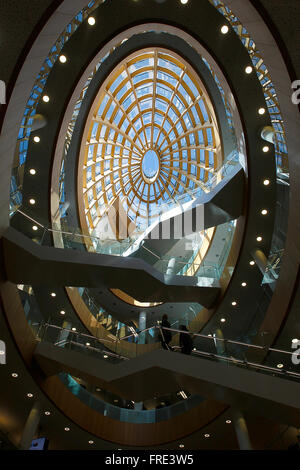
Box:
<box><xmin>220</xmin><ymin>318</ymin><xmax>226</xmax><ymax>323</ymax></box>
<box><xmin>33</xmin><ymin>136</ymin><xmax>40</xmax><ymax>143</ymax></box>
<box><xmin>180</xmin><ymin>0</ymin><xmax>189</xmax><ymax>4</ymax></box>
<box><xmin>292</xmin><ymin>338</ymin><xmax>299</xmax><ymax>344</ymax></box>
<box><xmin>277</xmin><ymin>363</ymin><xmax>284</xmax><ymax>369</ymax></box>
<box><xmin>263</xmin><ymin>179</ymin><xmax>270</xmax><ymax>186</ymax></box>
<box><xmin>50</xmin><ymin>292</ymin><xmax>56</xmax><ymax>297</ymax></box>
<box><xmin>59</xmin><ymin>55</ymin><xmax>67</xmax><ymax>63</ymax></box>
<box><xmin>226</xmin><ymin>420</ymin><xmax>232</xmax><ymax>424</ymax></box>
<box><xmin>96</xmin><ymin>388</ymin><xmax>101</xmax><ymax>392</ymax></box>
<box><xmin>258</xmin><ymin>107</ymin><xmax>266</xmax><ymax>115</ymax></box>
<box><xmin>204</xmin><ymin>434</ymin><xmax>210</xmax><ymax>438</ymax></box>
<box><xmin>27</xmin><ymin>393</ymin><xmax>33</xmax><ymax>398</ymax></box>
<box><xmin>45</xmin><ymin>411</ymin><xmax>51</xmax><ymax>416</ymax></box>
<box><xmin>64</xmin><ymin>427</ymin><xmax>70</xmax><ymax>432</ymax></box>
<box><xmin>245</xmin><ymin>66</ymin><xmax>253</xmax><ymax>74</ymax></box>
<box><xmin>250</xmin><ymin>260</ymin><xmax>255</xmax><ymax>266</ymax></box>
<box><xmin>88</xmin><ymin>440</ymin><xmax>94</xmax><ymax>445</ymax></box>
<box><xmin>60</xmin><ymin>310</ymin><xmax>65</xmax><ymax>315</ymax></box>
<box><xmin>179</xmin><ymin>444</ymin><xmax>185</xmax><ymax>448</ymax></box>
<box><xmin>11</xmin><ymin>373</ymin><xmax>18</xmax><ymax>378</ymax></box>
<box><xmin>88</xmin><ymin>16</ymin><xmax>96</xmax><ymax>25</ymax></box>
<box><xmin>231</xmin><ymin>301</ymin><xmax>237</xmax><ymax>306</ymax></box>
<box><xmin>241</xmin><ymin>282</ymin><xmax>247</xmax><ymax>287</ymax></box>
<box><xmin>256</xmin><ymin>236</ymin><xmax>263</xmax><ymax>242</ymax></box>
<box><xmin>72</xmin><ymin>328</ymin><xmax>77</xmax><ymax>332</ymax></box>
<box><xmin>29</xmin><ymin>198</ymin><xmax>36</xmax><ymax>205</ymax></box>
<box><xmin>29</xmin><ymin>169</ymin><xmax>36</xmax><ymax>175</ymax></box>
<box><xmin>261</xmin><ymin>209</ymin><xmax>268</xmax><ymax>215</ymax></box>
<box><xmin>221</xmin><ymin>25</ymin><xmax>229</xmax><ymax>34</ymax></box>
<box><xmin>32</xmin><ymin>225</ymin><xmax>38</xmax><ymax>231</ymax></box>
<box><xmin>103</xmin><ymin>355</ymin><xmax>108</xmax><ymax>359</ymax></box>
<box><xmin>86</xmin><ymin>342</ymin><xmax>90</xmax><ymax>346</ymax></box>
<box><xmin>42</xmin><ymin>95</ymin><xmax>50</xmax><ymax>103</ymax></box>
<box><xmin>208</xmin><ymin>334</ymin><xmax>212</xmax><ymax>337</ymax></box>
<box><xmin>263</xmin><ymin>146</ymin><xmax>270</xmax><ymax>153</ymax></box>
<box><xmin>114</xmin><ymin>399</ymin><xmax>119</xmax><ymax>403</ymax></box>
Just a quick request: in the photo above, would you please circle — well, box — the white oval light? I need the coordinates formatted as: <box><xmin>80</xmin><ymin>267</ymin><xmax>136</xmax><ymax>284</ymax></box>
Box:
<box><xmin>241</xmin><ymin>282</ymin><xmax>247</xmax><ymax>287</ymax></box>
<box><xmin>88</xmin><ymin>17</ymin><xmax>96</xmax><ymax>25</ymax></box>
<box><xmin>221</xmin><ymin>25</ymin><xmax>229</xmax><ymax>34</ymax></box>
<box><xmin>29</xmin><ymin>169</ymin><xmax>36</xmax><ymax>175</ymax></box>
<box><xmin>258</xmin><ymin>107</ymin><xmax>266</xmax><ymax>115</ymax></box>
<box><xmin>263</xmin><ymin>146</ymin><xmax>270</xmax><ymax>153</ymax></box>
<box><xmin>59</xmin><ymin>55</ymin><xmax>67</xmax><ymax>64</ymax></box>
<box><xmin>245</xmin><ymin>66</ymin><xmax>253</xmax><ymax>74</ymax></box>
<box><xmin>33</xmin><ymin>136</ymin><xmax>40</xmax><ymax>143</ymax></box>
<box><xmin>29</xmin><ymin>199</ymin><xmax>36</xmax><ymax>205</ymax></box>
<box><xmin>42</xmin><ymin>95</ymin><xmax>50</xmax><ymax>103</ymax></box>
<box><xmin>261</xmin><ymin>209</ymin><xmax>268</xmax><ymax>215</ymax></box>
<box><xmin>256</xmin><ymin>236</ymin><xmax>263</xmax><ymax>242</ymax></box>
<box><xmin>263</xmin><ymin>179</ymin><xmax>270</xmax><ymax>186</ymax></box>
<box><xmin>32</xmin><ymin>225</ymin><xmax>38</xmax><ymax>231</ymax></box>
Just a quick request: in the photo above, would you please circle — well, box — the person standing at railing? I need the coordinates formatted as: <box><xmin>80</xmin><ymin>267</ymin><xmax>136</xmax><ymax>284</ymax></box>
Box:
<box><xmin>160</xmin><ymin>314</ymin><xmax>172</xmax><ymax>351</ymax></box>
<box><xmin>179</xmin><ymin>325</ymin><xmax>193</xmax><ymax>355</ymax></box>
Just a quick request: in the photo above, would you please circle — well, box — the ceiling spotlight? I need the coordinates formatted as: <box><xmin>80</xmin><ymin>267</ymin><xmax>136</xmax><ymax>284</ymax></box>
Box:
<box><xmin>103</xmin><ymin>355</ymin><xmax>108</xmax><ymax>359</ymax></box>
<box><xmin>33</xmin><ymin>136</ymin><xmax>40</xmax><ymax>143</ymax></box>
<box><xmin>32</xmin><ymin>225</ymin><xmax>38</xmax><ymax>231</ymax></box>
<box><xmin>59</xmin><ymin>55</ymin><xmax>67</xmax><ymax>63</ymax></box>
<box><xmin>72</xmin><ymin>327</ymin><xmax>77</xmax><ymax>332</ymax></box>
<box><xmin>96</xmin><ymin>388</ymin><xmax>101</xmax><ymax>392</ymax></box>
<box><xmin>86</xmin><ymin>342</ymin><xmax>90</xmax><ymax>346</ymax></box>
<box><xmin>88</xmin><ymin>440</ymin><xmax>94</xmax><ymax>445</ymax></box>
<box><xmin>261</xmin><ymin>209</ymin><xmax>268</xmax><ymax>215</ymax></box>
<box><xmin>241</xmin><ymin>282</ymin><xmax>247</xmax><ymax>287</ymax></box>
<box><xmin>245</xmin><ymin>66</ymin><xmax>253</xmax><ymax>74</ymax></box>
<box><xmin>27</xmin><ymin>393</ymin><xmax>33</xmax><ymax>398</ymax></box>
<box><xmin>60</xmin><ymin>310</ymin><xmax>66</xmax><ymax>315</ymax></box>
<box><xmin>256</xmin><ymin>236</ymin><xmax>263</xmax><ymax>242</ymax></box>
<box><xmin>221</xmin><ymin>25</ymin><xmax>229</xmax><ymax>34</ymax></box>
<box><xmin>208</xmin><ymin>334</ymin><xmax>212</xmax><ymax>337</ymax></box>
<box><xmin>292</xmin><ymin>338</ymin><xmax>299</xmax><ymax>344</ymax></box>
<box><xmin>258</xmin><ymin>107</ymin><xmax>266</xmax><ymax>115</ymax></box>
<box><xmin>45</xmin><ymin>411</ymin><xmax>51</xmax><ymax>416</ymax></box>
<box><xmin>180</xmin><ymin>0</ymin><xmax>189</xmax><ymax>4</ymax></box>
<box><xmin>29</xmin><ymin>169</ymin><xmax>36</xmax><ymax>175</ymax></box>
<box><xmin>226</xmin><ymin>420</ymin><xmax>232</xmax><ymax>424</ymax></box>
<box><xmin>277</xmin><ymin>364</ymin><xmax>284</xmax><ymax>369</ymax></box>
<box><xmin>179</xmin><ymin>444</ymin><xmax>185</xmax><ymax>448</ymax></box>
<box><xmin>263</xmin><ymin>179</ymin><xmax>270</xmax><ymax>186</ymax></box>
<box><xmin>263</xmin><ymin>146</ymin><xmax>270</xmax><ymax>153</ymax></box>
<box><xmin>29</xmin><ymin>198</ymin><xmax>36</xmax><ymax>205</ymax></box>
<box><xmin>50</xmin><ymin>292</ymin><xmax>56</xmax><ymax>297</ymax></box>
<box><xmin>64</xmin><ymin>427</ymin><xmax>70</xmax><ymax>432</ymax></box>
<box><xmin>231</xmin><ymin>301</ymin><xmax>237</xmax><ymax>306</ymax></box>
<box><xmin>12</xmin><ymin>373</ymin><xmax>18</xmax><ymax>378</ymax></box>
<box><xmin>250</xmin><ymin>260</ymin><xmax>255</xmax><ymax>266</ymax></box>
<box><xmin>42</xmin><ymin>95</ymin><xmax>50</xmax><ymax>103</ymax></box>
<box><xmin>220</xmin><ymin>318</ymin><xmax>226</xmax><ymax>323</ymax></box>
<box><xmin>204</xmin><ymin>434</ymin><xmax>210</xmax><ymax>438</ymax></box>
<box><xmin>88</xmin><ymin>16</ymin><xmax>96</xmax><ymax>25</ymax></box>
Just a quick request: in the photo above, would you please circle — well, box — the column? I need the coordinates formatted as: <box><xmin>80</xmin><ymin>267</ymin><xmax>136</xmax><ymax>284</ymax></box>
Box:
<box><xmin>138</xmin><ymin>312</ymin><xmax>147</xmax><ymax>344</ymax></box>
<box><xmin>214</xmin><ymin>328</ymin><xmax>226</xmax><ymax>356</ymax></box>
<box><xmin>57</xmin><ymin>321</ymin><xmax>72</xmax><ymax>348</ymax></box>
<box><xmin>20</xmin><ymin>401</ymin><xmax>41</xmax><ymax>450</ymax></box>
<box><xmin>232</xmin><ymin>409</ymin><xmax>252</xmax><ymax>450</ymax></box>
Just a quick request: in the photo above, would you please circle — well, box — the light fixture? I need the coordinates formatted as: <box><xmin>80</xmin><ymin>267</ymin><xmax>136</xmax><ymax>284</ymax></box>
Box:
<box><xmin>64</xmin><ymin>427</ymin><xmax>70</xmax><ymax>432</ymax></box>
<box><xmin>88</xmin><ymin>440</ymin><xmax>94</xmax><ymax>445</ymax></box>
<box><xmin>33</xmin><ymin>136</ymin><xmax>40</xmax><ymax>143</ymax></box>
<box><xmin>72</xmin><ymin>327</ymin><xmax>77</xmax><ymax>332</ymax></box>
<box><xmin>103</xmin><ymin>355</ymin><xmax>108</xmax><ymax>359</ymax></box>
<box><xmin>263</xmin><ymin>146</ymin><xmax>270</xmax><ymax>153</ymax></box>
<box><xmin>96</xmin><ymin>388</ymin><xmax>101</xmax><ymax>392</ymax></box>
<box><xmin>88</xmin><ymin>16</ymin><xmax>96</xmax><ymax>25</ymax></box>
<box><xmin>44</xmin><ymin>411</ymin><xmax>51</xmax><ymax>416</ymax></box>
<box><xmin>29</xmin><ymin>198</ymin><xmax>36</xmax><ymax>205</ymax></box>
<box><xmin>277</xmin><ymin>364</ymin><xmax>284</xmax><ymax>369</ymax></box>
<box><xmin>245</xmin><ymin>65</ymin><xmax>253</xmax><ymax>74</ymax></box>
<box><xmin>231</xmin><ymin>301</ymin><xmax>237</xmax><ymax>306</ymax></box>
<box><xmin>256</xmin><ymin>236</ymin><xmax>263</xmax><ymax>242</ymax></box>
<box><xmin>179</xmin><ymin>444</ymin><xmax>185</xmax><ymax>448</ymax></box>
<box><xmin>263</xmin><ymin>179</ymin><xmax>270</xmax><ymax>186</ymax></box>
<box><xmin>261</xmin><ymin>209</ymin><xmax>268</xmax><ymax>215</ymax></box>
<box><xmin>208</xmin><ymin>334</ymin><xmax>212</xmax><ymax>337</ymax></box>
<box><xmin>29</xmin><ymin>169</ymin><xmax>36</xmax><ymax>175</ymax></box>
<box><xmin>114</xmin><ymin>399</ymin><xmax>119</xmax><ymax>403</ymax></box>
<box><xmin>32</xmin><ymin>225</ymin><xmax>38</xmax><ymax>231</ymax></box>
<box><xmin>226</xmin><ymin>420</ymin><xmax>232</xmax><ymax>424</ymax></box>
<box><xmin>60</xmin><ymin>310</ymin><xmax>65</xmax><ymax>315</ymax></box>
<box><xmin>11</xmin><ymin>373</ymin><xmax>18</xmax><ymax>378</ymax></box>
<box><xmin>221</xmin><ymin>25</ymin><xmax>229</xmax><ymax>34</ymax></box>
<box><xmin>59</xmin><ymin>55</ymin><xmax>67</xmax><ymax>63</ymax></box>
<box><xmin>86</xmin><ymin>342</ymin><xmax>90</xmax><ymax>346</ymax></box>
<box><xmin>258</xmin><ymin>107</ymin><xmax>266</xmax><ymax>115</ymax></box>
<box><xmin>27</xmin><ymin>393</ymin><xmax>33</xmax><ymax>398</ymax></box>
<box><xmin>250</xmin><ymin>260</ymin><xmax>255</xmax><ymax>266</ymax></box>
<box><xmin>204</xmin><ymin>434</ymin><xmax>210</xmax><ymax>438</ymax></box>
<box><xmin>241</xmin><ymin>282</ymin><xmax>247</xmax><ymax>287</ymax></box>
<box><xmin>42</xmin><ymin>95</ymin><xmax>50</xmax><ymax>103</ymax></box>
<box><xmin>180</xmin><ymin>0</ymin><xmax>189</xmax><ymax>4</ymax></box>
<box><xmin>220</xmin><ymin>318</ymin><xmax>226</xmax><ymax>323</ymax></box>
<box><xmin>292</xmin><ymin>338</ymin><xmax>299</xmax><ymax>344</ymax></box>
<box><xmin>50</xmin><ymin>292</ymin><xmax>56</xmax><ymax>297</ymax></box>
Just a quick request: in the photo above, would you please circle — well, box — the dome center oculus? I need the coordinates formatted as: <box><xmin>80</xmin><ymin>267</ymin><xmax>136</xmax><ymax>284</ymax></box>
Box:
<box><xmin>142</xmin><ymin>150</ymin><xmax>160</xmax><ymax>180</ymax></box>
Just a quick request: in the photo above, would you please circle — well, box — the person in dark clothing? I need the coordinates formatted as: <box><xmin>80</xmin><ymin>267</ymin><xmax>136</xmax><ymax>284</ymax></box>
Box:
<box><xmin>179</xmin><ymin>325</ymin><xmax>193</xmax><ymax>355</ymax></box>
<box><xmin>160</xmin><ymin>314</ymin><xmax>172</xmax><ymax>350</ymax></box>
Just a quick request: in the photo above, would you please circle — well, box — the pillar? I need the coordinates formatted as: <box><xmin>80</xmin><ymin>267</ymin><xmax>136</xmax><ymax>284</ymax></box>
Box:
<box><xmin>214</xmin><ymin>328</ymin><xmax>226</xmax><ymax>356</ymax></box>
<box><xmin>232</xmin><ymin>409</ymin><xmax>252</xmax><ymax>450</ymax></box>
<box><xmin>20</xmin><ymin>401</ymin><xmax>41</xmax><ymax>450</ymax></box>
<box><xmin>138</xmin><ymin>312</ymin><xmax>147</xmax><ymax>344</ymax></box>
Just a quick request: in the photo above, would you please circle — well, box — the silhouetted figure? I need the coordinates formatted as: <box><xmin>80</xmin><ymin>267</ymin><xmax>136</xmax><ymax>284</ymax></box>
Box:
<box><xmin>179</xmin><ymin>325</ymin><xmax>193</xmax><ymax>355</ymax></box>
<box><xmin>160</xmin><ymin>314</ymin><xmax>172</xmax><ymax>350</ymax></box>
